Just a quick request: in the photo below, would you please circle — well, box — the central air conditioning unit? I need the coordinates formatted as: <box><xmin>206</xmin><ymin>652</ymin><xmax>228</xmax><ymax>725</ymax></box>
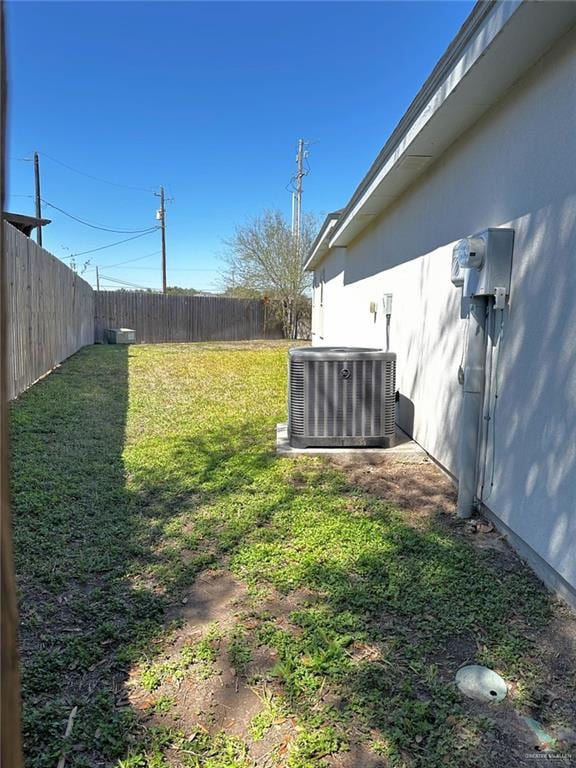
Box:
<box><xmin>288</xmin><ymin>347</ymin><xmax>396</xmax><ymax>448</ymax></box>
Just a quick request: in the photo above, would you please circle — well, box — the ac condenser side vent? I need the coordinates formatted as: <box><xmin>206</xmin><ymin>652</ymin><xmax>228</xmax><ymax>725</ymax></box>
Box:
<box><xmin>288</xmin><ymin>347</ymin><xmax>397</xmax><ymax>448</ymax></box>
<box><xmin>288</xmin><ymin>359</ymin><xmax>305</xmax><ymax>436</ymax></box>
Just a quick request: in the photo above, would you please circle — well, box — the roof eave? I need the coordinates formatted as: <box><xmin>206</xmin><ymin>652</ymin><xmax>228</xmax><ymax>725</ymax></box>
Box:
<box><xmin>304</xmin><ymin>213</ymin><xmax>341</xmax><ymax>271</ymax></box>
<box><xmin>308</xmin><ymin>0</ymin><xmax>576</xmax><ymax>269</ymax></box>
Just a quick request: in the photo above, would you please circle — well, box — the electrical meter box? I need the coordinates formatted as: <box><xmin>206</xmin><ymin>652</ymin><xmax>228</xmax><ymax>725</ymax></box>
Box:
<box><xmin>453</xmin><ymin>228</ymin><xmax>514</xmax><ymax>300</ymax></box>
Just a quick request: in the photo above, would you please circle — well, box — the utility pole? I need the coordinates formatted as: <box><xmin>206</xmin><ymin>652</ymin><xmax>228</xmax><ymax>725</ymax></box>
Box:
<box><xmin>155</xmin><ymin>186</ymin><xmax>167</xmax><ymax>293</ymax></box>
<box><xmin>96</xmin><ymin>265</ymin><xmax>100</xmax><ymax>292</ymax></box>
<box><xmin>291</xmin><ymin>139</ymin><xmax>308</xmax><ymax>256</ymax></box>
<box><xmin>33</xmin><ymin>152</ymin><xmax>42</xmax><ymax>247</ymax></box>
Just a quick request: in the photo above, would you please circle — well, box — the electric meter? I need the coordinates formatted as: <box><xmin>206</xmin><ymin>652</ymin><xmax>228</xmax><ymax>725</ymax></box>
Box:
<box><xmin>452</xmin><ymin>228</ymin><xmax>514</xmax><ymax>300</ymax></box>
<box><xmin>455</xmin><ymin>236</ymin><xmax>485</xmax><ymax>270</ymax></box>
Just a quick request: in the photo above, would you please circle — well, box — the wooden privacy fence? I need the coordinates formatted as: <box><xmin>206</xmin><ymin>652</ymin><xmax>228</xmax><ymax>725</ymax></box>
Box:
<box><xmin>94</xmin><ymin>291</ymin><xmax>283</xmax><ymax>343</ymax></box>
<box><xmin>5</xmin><ymin>224</ymin><xmax>285</xmax><ymax>399</ymax></box>
<box><xmin>5</xmin><ymin>224</ymin><xmax>94</xmax><ymax>399</ymax></box>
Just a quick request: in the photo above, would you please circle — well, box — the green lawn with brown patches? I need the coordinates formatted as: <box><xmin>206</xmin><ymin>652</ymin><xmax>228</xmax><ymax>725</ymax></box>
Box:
<box><xmin>10</xmin><ymin>342</ymin><xmax>575</xmax><ymax>768</ymax></box>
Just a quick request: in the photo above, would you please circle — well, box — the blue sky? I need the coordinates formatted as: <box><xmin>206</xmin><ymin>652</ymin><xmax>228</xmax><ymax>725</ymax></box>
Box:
<box><xmin>6</xmin><ymin>1</ymin><xmax>474</xmax><ymax>291</ymax></box>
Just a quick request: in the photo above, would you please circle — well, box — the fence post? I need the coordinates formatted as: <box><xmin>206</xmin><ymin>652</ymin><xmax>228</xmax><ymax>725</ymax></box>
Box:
<box><xmin>1</xmin><ymin>1</ymin><xmax>25</xmax><ymax>761</ymax></box>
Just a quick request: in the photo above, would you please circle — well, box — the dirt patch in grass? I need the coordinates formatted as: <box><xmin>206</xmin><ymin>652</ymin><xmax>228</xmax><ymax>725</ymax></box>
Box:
<box><xmin>169</xmin><ymin>569</ymin><xmax>247</xmax><ymax>627</ymax></box>
<box><xmin>331</xmin><ymin>453</ymin><xmax>456</xmax><ymax>519</ymax></box>
<box><xmin>127</xmin><ymin>572</ymin><xmax>304</xmax><ymax>765</ymax></box>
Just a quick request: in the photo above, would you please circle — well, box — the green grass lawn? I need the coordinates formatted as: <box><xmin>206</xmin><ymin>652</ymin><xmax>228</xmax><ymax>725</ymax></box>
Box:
<box><xmin>10</xmin><ymin>342</ymin><xmax>575</xmax><ymax>768</ymax></box>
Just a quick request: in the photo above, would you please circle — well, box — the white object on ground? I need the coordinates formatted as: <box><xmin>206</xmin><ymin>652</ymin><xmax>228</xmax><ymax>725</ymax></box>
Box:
<box><xmin>455</xmin><ymin>665</ymin><xmax>507</xmax><ymax>702</ymax></box>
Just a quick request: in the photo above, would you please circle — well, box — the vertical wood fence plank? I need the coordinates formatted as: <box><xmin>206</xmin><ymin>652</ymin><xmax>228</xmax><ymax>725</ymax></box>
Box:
<box><xmin>4</xmin><ymin>223</ymin><xmax>94</xmax><ymax>399</ymax></box>
<box><xmin>1</xmin><ymin>1</ymin><xmax>25</xmax><ymax>755</ymax></box>
<box><xmin>93</xmin><ymin>292</ymin><xmax>284</xmax><ymax>344</ymax></box>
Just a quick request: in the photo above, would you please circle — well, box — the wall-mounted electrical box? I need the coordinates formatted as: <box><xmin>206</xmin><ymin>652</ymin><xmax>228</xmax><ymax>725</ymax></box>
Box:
<box><xmin>452</xmin><ymin>228</ymin><xmax>514</xmax><ymax>301</ymax></box>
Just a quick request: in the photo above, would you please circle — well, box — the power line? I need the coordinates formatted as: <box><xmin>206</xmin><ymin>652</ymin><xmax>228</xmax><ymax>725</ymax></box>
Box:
<box><xmin>99</xmin><ymin>275</ymin><xmax>155</xmax><ymax>290</ymax></box>
<box><xmin>106</xmin><ymin>250</ymin><xmax>161</xmax><ymax>268</ymax></box>
<box><xmin>99</xmin><ymin>274</ymin><xmax>156</xmax><ymax>291</ymax></box>
<box><xmin>127</xmin><ymin>267</ymin><xmax>218</xmax><ymax>272</ymax></box>
<box><xmin>110</xmin><ymin>266</ymin><xmax>218</xmax><ymax>272</ymax></box>
<box><xmin>86</xmin><ymin>267</ymin><xmax>219</xmax><ymax>281</ymax></box>
<box><xmin>83</xmin><ymin>251</ymin><xmax>161</xmax><ymax>273</ymax></box>
<box><xmin>41</xmin><ymin>199</ymin><xmax>157</xmax><ymax>234</ymax></box>
<box><xmin>84</xmin><ymin>250</ymin><xmax>161</xmax><ymax>273</ymax></box>
<box><xmin>66</xmin><ymin>229</ymin><xmax>158</xmax><ymax>258</ymax></box>
<box><xmin>38</xmin><ymin>151</ymin><xmax>154</xmax><ymax>193</ymax></box>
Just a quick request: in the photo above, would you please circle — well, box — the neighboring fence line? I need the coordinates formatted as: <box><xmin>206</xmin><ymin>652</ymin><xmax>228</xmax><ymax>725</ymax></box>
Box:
<box><xmin>5</xmin><ymin>224</ymin><xmax>94</xmax><ymax>400</ymax></box>
<box><xmin>94</xmin><ymin>291</ymin><xmax>282</xmax><ymax>344</ymax></box>
<box><xmin>5</xmin><ymin>224</ymin><xmax>285</xmax><ymax>399</ymax></box>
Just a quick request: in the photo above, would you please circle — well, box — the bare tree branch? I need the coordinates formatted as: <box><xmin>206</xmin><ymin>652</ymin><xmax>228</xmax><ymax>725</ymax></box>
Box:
<box><xmin>221</xmin><ymin>209</ymin><xmax>316</xmax><ymax>338</ymax></box>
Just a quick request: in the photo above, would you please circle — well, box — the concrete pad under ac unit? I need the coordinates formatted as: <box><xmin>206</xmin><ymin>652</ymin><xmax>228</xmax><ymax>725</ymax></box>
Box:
<box><xmin>276</xmin><ymin>423</ymin><xmax>426</xmax><ymax>458</ymax></box>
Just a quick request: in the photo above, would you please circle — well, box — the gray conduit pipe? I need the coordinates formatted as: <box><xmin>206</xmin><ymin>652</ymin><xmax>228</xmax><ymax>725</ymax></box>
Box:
<box><xmin>457</xmin><ymin>295</ymin><xmax>489</xmax><ymax>518</ymax></box>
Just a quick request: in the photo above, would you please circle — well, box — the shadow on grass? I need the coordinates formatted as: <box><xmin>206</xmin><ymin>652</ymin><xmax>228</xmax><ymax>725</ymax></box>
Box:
<box><xmin>11</xmin><ymin>345</ymin><xmax>136</xmax><ymax>766</ymax></box>
<box><xmin>10</xmin><ymin>344</ymin><xmax>571</xmax><ymax>768</ymax></box>
<box><xmin>10</xmin><ymin>345</ymin><xmax>297</xmax><ymax>767</ymax></box>
<box><xmin>230</xmin><ymin>460</ymin><xmax>560</xmax><ymax>765</ymax></box>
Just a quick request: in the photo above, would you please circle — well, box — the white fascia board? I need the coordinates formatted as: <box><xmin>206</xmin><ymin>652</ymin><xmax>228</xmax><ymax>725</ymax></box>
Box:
<box><xmin>304</xmin><ymin>216</ymin><xmax>339</xmax><ymax>271</ymax></box>
<box><xmin>328</xmin><ymin>0</ymin><xmax>576</xmax><ymax>250</ymax></box>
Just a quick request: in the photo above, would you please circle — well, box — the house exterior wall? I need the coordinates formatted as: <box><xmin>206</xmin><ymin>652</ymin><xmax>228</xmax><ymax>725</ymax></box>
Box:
<box><xmin>312</xmin><ymin>27</ymin><xmax>576</xmax><ymax>597</ymax></box>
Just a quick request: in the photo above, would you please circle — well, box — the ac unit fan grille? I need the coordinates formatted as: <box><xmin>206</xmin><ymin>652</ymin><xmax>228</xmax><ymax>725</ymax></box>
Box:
<box><xmin>304</xmin><ymin>359</ymin><xmax>395</xmax><ymax>437</ymax></box>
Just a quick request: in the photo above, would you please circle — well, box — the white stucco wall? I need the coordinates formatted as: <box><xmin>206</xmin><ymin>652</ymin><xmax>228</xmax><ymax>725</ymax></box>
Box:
<box><xmin>313</xmin><ymin>27</ymin><xmax>576</xmax><ymax>595</ymax></box>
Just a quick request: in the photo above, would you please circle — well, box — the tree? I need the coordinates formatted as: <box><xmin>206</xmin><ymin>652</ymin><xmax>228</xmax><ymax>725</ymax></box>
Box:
<box><xmin>223</xmin><ymin>285</ymin><xmax>262</xmax><ymax>300</ymax></box>
<box><xmin>221</xmin><ymin>209</ymin><xmax>316</xmax><ymax>339</ymax></box>
<box><xmin>165</xmin><ymin>286</ymin><xmax>199</xmax><ymax>295</ymax></box>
